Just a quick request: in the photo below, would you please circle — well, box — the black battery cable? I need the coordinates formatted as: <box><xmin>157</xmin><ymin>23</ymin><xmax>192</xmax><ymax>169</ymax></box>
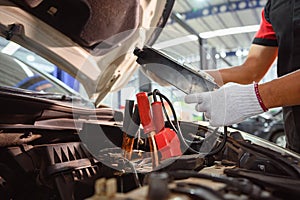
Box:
<box><xmin>148</xmin><ymin>89</ymin><xmax>227</xmax><ymax>156</ymax></box>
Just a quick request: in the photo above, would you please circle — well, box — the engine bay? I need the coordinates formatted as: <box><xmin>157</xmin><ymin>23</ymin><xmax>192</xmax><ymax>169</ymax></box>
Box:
<box><xmin>0</xmin><ymin>87</ymin><xmax>300</xmax><ymax>200</ymax></box>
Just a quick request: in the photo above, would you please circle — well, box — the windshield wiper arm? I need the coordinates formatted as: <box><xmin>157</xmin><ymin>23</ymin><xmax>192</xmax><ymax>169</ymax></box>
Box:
<box><xmin>0</xmin><ymin>86</ymin><xmax>89</xmax><ymax>103</ymax></box>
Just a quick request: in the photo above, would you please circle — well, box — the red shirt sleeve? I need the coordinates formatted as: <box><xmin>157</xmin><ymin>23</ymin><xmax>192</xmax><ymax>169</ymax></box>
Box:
<box><xmin>253</xmin><ymin>9</ymin><xmax>278</xmax><ymax>46</ymax></box>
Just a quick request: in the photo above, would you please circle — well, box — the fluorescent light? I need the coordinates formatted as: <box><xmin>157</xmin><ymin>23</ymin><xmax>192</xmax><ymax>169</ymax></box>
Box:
<box><xmin>153</xmin><ymin>35</ymin><xmax>198</xmax><ymax>49</ymax></box>
<box><xmin>1</xmin><ymin>41</ymin><xmax>20</xmax><ymax>55</ymax></box>
<box><xmin>153</xmin><ymin>25</ymin><xmax>260</xmax><ymax>49</ymax></box>
<box><xmin>199</xmin><ymin>25</ymin><xmax>259</xmax><ymax>39</ymax></box>
<box><xmin>26</xmin><ymin>55</ymin><xmax>36</xmax><ymax>62</ymax></box>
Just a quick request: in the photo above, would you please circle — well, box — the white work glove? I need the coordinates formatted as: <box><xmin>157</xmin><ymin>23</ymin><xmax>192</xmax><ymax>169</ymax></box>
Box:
<box><xmin>184</xmin><ymin>83</ymin><xmax>267</xmax><ymax>127</ymax></box>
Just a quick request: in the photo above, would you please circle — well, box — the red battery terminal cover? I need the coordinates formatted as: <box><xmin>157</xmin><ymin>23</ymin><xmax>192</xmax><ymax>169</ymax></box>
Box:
<box><xmin>154</xmin><ymin>128</ymin><xmax>182</xmax><ymax>160</ymax></box>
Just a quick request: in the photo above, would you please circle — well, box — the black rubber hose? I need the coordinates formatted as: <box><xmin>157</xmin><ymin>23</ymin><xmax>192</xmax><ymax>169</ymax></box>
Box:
<box><xmin>148</xmin><ymin>90</ymin><xmax>227</xmax><ymax>156</ymax></box>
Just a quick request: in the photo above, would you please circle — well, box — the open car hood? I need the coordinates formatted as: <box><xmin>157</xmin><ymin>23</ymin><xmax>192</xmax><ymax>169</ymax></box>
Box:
<box><xmin>0</xmin><ymin>0</ymin><xmax>174</xmax><ymax>107</ymax></box>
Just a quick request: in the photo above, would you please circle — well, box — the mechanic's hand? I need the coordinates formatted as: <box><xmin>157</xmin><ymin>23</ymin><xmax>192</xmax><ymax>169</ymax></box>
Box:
<box><xmin>184</xmin><ymin>83</ymin><xmax>267</xmax><ymax>127</ymax></box>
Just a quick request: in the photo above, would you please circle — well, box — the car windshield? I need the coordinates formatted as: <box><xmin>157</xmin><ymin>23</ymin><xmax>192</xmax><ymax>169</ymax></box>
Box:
<box><xmin>0</xmin><ymin>36</ymin><xmax>79</xmax><ymax>96</ymax></box>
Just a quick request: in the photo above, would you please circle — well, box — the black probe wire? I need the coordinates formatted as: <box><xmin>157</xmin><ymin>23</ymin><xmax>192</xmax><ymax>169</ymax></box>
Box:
<box><xmin>149</xmin><ymin>90</ymin><xmax>227</xmax><ymax>155</ymax></box>
<box><xmin>150</xmin><ymin>90</ymin><xmax>205</xmax><ymax>154</ymax></box>
<box><xmin>121</xmin><ymin>157</ymin><xmax>142</xmax><ymax>188</ymax></box>
<box><xmin>205</xmin><ymin>126</ymin><xmax>227</xmax><ymax>157</ymax></box>
<box><xmin>149</xmin><ymin>91</ymin><xmax>202</xmax><ymax>154</ymax></box>
<box><xmin>152</xmin><ymin>89</ymin><xmax>159</xmax><ymax>102</ymax></box>
<box><xmin>152</xmin><ymin>89</ymin><xmax>178</xmax><ymax>133</ymax></box>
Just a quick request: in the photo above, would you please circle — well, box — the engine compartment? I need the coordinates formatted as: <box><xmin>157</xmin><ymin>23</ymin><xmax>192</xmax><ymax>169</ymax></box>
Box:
<box><xmin>1</xmin><ymin>89</ymin><xmax>300</xmax><ymax>200</ymax></box>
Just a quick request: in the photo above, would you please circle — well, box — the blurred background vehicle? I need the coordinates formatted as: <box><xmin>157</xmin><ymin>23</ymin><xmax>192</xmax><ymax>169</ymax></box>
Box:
<box><xmin>231</xmin><ymin>108</ymin><xmax>286</xmax><ymax>147</ymax></box>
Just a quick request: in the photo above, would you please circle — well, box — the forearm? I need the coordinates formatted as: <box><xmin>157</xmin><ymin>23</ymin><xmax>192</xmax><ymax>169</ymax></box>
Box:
<box><xmin>259</xmin><ymin>69</ymin><xmax>300</xmax><ymax>108</ymax></box>
<box><xmin>206</xmin><ymin>45</ymin><xmax>278</xmax><ymax>86</ymax></box>
<box><xmin>206</xmin><ymin>65</ymin><xmax>261</xmax><ymax>86</ymax></box>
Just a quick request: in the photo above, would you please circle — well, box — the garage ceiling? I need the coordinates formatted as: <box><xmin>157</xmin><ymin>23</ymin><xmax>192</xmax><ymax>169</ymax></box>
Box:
<box><xmin>154</xmin><ymin>0</ymin><xmax>267</xmax><ymax>69</ymax></box>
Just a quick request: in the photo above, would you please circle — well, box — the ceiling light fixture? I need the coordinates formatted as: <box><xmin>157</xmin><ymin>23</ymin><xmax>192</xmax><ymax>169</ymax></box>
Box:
<box><xmin>1</xmin><ymin>41</ymin><xmax>20</xmax><ymax>55</ymax></box>
<box><xmin>199</xmin><ymin>25</ymin><xmax>259</xmax><ymax>39</ymax></box>
<box><xmin>153</xmin><ymin>25</ymin><xmax>260</xmax><ymax>49</ymax></box>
